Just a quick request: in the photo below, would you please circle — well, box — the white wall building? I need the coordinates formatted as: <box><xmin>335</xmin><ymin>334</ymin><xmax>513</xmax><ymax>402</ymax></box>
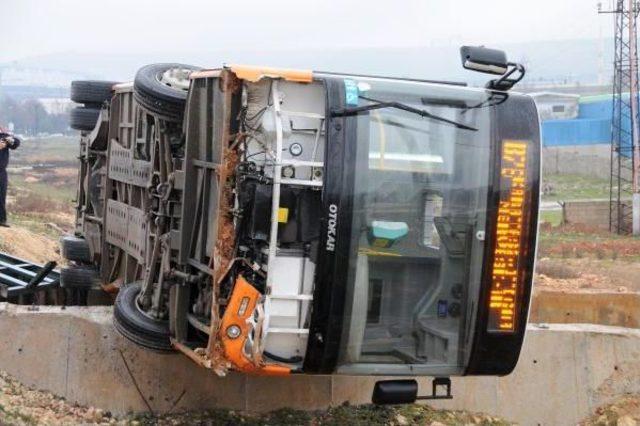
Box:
<box><xmin>38</xmin><ymin>98</ymin><xmax>74</xmax><ymax>115</ymax></box>
<box><xmin>529</xmin><ymin>92</ymin><xmax>580</xmax><ymax>121</ymax></box>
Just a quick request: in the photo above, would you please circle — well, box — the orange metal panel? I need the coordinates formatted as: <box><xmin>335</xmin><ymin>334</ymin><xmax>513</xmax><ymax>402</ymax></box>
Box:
<box><xmin>226</xmin><ymin>64</ymin><xmax>313</xmax><ymax>83</ymax></box>
<box><xmin>219</xmin><ymin>275</ymin><xmax>291</xmax><ymax>376</ymax></box>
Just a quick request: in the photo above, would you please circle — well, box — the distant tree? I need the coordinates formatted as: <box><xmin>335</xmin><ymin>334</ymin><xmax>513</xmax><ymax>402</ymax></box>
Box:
<box><xmin>0</xmin><ymin>96</ymin><xmax>19</xmax><ymax>128</ymax></box>
<box><xmin>21</xmin><ymin>99</ymin><xmax>48</xmax><ymax>134</ymax></box>
<box><xmin>0</xmin><ymin>96</ymin><xmax>71</xmax><ymax>135</ymax></box>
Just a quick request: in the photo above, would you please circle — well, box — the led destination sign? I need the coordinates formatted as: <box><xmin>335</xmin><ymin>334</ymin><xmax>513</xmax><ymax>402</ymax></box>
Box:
<box><xmin>488</xmin><ymin>140</ymin><xmax>528</xmax><ymax>333</ymax></box>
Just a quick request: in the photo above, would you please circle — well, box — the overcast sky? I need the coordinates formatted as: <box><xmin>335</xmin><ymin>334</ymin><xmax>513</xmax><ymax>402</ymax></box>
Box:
<box><xmin>0</xmin><ymin>0</ymin><xmax>615</xmax><ymax>63</ymax></box>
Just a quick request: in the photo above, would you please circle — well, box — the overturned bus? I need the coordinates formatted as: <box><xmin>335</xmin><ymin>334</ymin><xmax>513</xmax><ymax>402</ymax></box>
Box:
<box><xmin>64</xmin><ymin>46</ymin><xmax>539</xmax><ymax>401</ymax></box>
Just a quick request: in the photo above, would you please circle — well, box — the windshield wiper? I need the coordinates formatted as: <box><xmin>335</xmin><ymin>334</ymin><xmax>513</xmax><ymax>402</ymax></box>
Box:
<box><xmin>331</xmin><ymin>95</ymin><xmax>478</xmax><ymax>131</ymax></box>
<box><xmin>460</xmin><ymin>91</ymin><xmax>509</xmax><ymax>114</ymax></box>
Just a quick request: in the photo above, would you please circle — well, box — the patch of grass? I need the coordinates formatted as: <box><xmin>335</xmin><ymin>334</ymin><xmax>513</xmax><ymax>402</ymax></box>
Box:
<box><xmin>540</xmin><ymin>210</ymin><xmax>563</xmax><ymax>226</ymax></box>
<box><xmin>319</xmin><ymin>404</ymin><xmax>394</xmax><ymax>426</ymax></box>
<box><xmin>0</xmin><ymin>402</ymin><xmax>39</xmax><ymax>426</ymax></box>
<box><xmin>540</xmin><ymin>229</ymin><xmax>626</xmax><ymax>245</ymax></box>
<box><xmin>536</xmin><ymin>260</ymin><xmax>580</xmax><ymax>279</ymax></box>
<box><xmin>129</xmin><ymin>404</ymin><xmax>513</xmax><ymax>425</ymax></box>
<box><xmin>9</xmin><ymin>175</ymin><xmax>75</xmax><ymax>204</ymax></box>
<box><xmin>538</xmin><ymin>227</ymin><xmax>640</xmax><ymax>261</ymax></box>
<box><xmin>5</xmin><ymin>177</ymin><xmax>75</xmax><ymax>236</ymax></box>
<box><xmin>313</xmin><ymin>404</ymin><xmax>512</xmax><ymax>426</ymax></box>
<box><xmin>11</xmin><ymin>191</ymin><xmax>68</xmax><ymax>215</ymax></box>
<box><xmin>10</xmin><ymin>136</ymin><xmax>78</xmax><ymax>167</ymax></box>
<box><xmin>7</xmin><ymin>214</ymin><xmax>67</xmax><ymax>239</ymax></box>
<box><xmin>542</xmin><ymin>173</ymin><xmax>610</xmax><ymax>201</ymax></box>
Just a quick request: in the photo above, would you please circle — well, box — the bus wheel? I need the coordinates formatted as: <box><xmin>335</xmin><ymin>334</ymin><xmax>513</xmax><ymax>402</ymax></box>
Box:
<box><xmin>60</xmin><ymin>265</ymin><xmax>100</xmax><ymax>288</ymax></box>
<box><xmin>60</xmin><ymin>236</ymin><xmax>92</xmax><ymax>263</ymax></box>
<box><xmin>69</xmin><ymin>107</ymin><xmax>101</xmax><ymax>131</ymax></box>
<box><xmin>133</xmin><ymin>63</ymin><xmax>201</xmax><ymax>121</ymax></box>
<box><xmin>113</xmin><ymin>282</ymin><xmax>173</xmax><ymax>352</ymax></box>
<box><xmin>70</xmin><ymin>80</ymin><xmax>119</xmax><ymax>106</ymax></box>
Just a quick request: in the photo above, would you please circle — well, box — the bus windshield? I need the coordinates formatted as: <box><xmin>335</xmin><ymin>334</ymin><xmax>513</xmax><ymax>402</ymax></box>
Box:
<box><xmin>336</xmin><ymin>78</ymin><xmax>496</xmax><ymax>375</ymax></box>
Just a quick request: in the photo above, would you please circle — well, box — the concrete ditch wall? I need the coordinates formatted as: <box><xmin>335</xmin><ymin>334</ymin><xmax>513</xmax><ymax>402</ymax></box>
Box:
<box><xmin>0</xmin><ymin>304</ymin><xmax>638</xmax><ymax>425</ymax></box>
<box><xmin>530</xmin><ymin>290</ymin><xmax>640</xmax><ymax>328</ymax></box>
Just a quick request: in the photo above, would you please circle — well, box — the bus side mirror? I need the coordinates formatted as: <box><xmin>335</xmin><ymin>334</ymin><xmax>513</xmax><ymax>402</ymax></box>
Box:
<box><xmin>372</xmin><ymin>378</ymin><xmax>454</xmax><ymax>405</ymax></box>
<box><xmin>460</xmin><ymin>46</ymin><xmax>526</xmax><ymax>91</ymax></box>
<box><xmin>372</xmin><ymin>380</ymin><xmax>418</xmax><ymax>405</ymax></box>
<box><xmin>460</xmin><ymin>46</ymin><xmax>509</xmax><ymax>75</ymax></box>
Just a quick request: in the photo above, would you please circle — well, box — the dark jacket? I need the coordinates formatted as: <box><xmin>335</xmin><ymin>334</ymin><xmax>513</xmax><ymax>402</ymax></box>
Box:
<box><xmin>0</xmin><ymin>132</ymin><xmax>20</xmax><ymax>169</ymax></box>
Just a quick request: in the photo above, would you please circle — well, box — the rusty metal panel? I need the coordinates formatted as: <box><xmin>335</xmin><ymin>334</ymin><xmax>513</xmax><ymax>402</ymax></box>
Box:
<box><xmin>108</xmin><ymin>140</ymin><xmax>152</xmax><ymax>187</ymax></box>
<box><xmin>83</xmin><ymin>221</ymin><xmax>102</xmax><ymax>258</ymax></box>
<box><xmin>178</xmin><ymin>77</ymin><xmax>216</xmax><ymax>264</ymax></box>
<box><xmin>105</xmin><ymin>200</ymin><xmax>128</xmax><ymax>250</ymax></box>
<box><xmin>131</xmin><ymin>159</ymin><xmax>152</xmax><ymax>187</ymax></box>
<box><xmin>108</xmin><ymin>141</ymin><xmax>132</xmax><ymax>183</ymax></box>
<box><xmin>205</xmin><ymin>177</ymin><xmax>219</xmax><ymax>255</ymax></box>
<box><xmin>127</xmin><ymin>206</ymin><xmax>147</xmax><ymax>263</ymax></box>
<box><xmin>106</xmin><ymin>200</ymin><xmax>147</xmax><ymax>262</ymax></box>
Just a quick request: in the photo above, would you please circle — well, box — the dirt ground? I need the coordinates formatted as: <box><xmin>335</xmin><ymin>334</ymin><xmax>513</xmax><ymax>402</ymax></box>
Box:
<box><xmin>0</xmin><ymin>370</ymin><xmax>510</xmax><ymax>426</ymax></box>
<box><xmin>535</xmin><ymin>257</ymin><xmax>640</xmax><ymax>293</ymax></box>
<box><xmin>0</xmin><ymin>362</ymin><xmax>640</xmax><ymax>426</ymax></box>
<box><xmin>0</xmin><ymin>363</ymin><xmax>634</xmax><ymax>425</ymax></box>
<box><xmin>535</xmin><ymin>224</ymin><xmax>640</xmax><ymax>293</ymax></box>
<box><xmin>0</xmin><ymin>226</ymin><xmax>63</xmax><ymax>265</ymax></box>
<box><xmin>1</xmin><ymin>163</ymin><xmax>76</xmax><ymax>266</ymax></box>
<box><xmin>582</xmin><ymin>396</ymin><xmax>640</xmax><ymax>425</ymax></box>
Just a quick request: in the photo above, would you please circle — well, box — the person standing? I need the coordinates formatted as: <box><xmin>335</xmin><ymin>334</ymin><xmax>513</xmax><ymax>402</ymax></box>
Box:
<box><xmin>0</xmin><ymin>127</ymin><xmax>20</xmax><ymax>227</ymax></box>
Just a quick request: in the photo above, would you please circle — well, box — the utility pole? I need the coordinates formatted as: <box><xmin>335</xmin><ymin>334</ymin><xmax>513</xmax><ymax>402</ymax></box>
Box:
<box><xmin>631</xmin><ymin>0</ymin><xmax>640</xmax><ymax>234</ymax></box>
<box><xmin>599</xmin><ymin>0</ymin><xmax>640</xmax><ymax>234</ymax></box>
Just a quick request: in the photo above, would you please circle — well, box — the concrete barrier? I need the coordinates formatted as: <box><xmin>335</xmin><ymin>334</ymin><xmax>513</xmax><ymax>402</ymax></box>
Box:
<box><xmin>530</xmin><ymin>290</ymin><xmax>640</xmax><ymax>328</ymax></box>
<box><xmin>0</xmin><ymin>304</ymin><xmax>638</xmax><ymax>425</ymax></box>
<box><xmin>542</xmin><ymin>145</ymin><xmax>610</xmax><ymax>179</ymax></box>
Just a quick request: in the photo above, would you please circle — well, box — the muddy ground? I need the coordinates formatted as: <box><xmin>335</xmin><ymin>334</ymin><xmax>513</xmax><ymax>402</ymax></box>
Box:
<box><xmin>535</xmin><ymin>223</ymin><xmax>640</xmax><ymax>294</ymax></box>
<box><xmin>0</xmin><ymin>370</ymin><xmax>511</xmax><ymax>426</ymax></box>
<box><xmin>1</xmin><ymin>162</ymin><xmax>75</xmax><ymax>265</ymax></box>
<box><xmin>535</xmin><ymin>257</ymin><xmax>640</xmax><ymax>293</ymax></box>
<box><xmin>0</xmin><ymin>226</ymin><xmax>64</xmax><ymax>265</ymax></box>
<box><xmin>0</xmin><ymin>365</ymin><xmax>635</xmax><ymax>425</ymax></box>
<box><xmin>582</xmin><ymin>396</ymin><xmax>640</xmax><ymax>426</ymax></box>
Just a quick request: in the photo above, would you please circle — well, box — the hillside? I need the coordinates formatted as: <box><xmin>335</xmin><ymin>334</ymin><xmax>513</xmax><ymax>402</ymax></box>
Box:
<box><xmin>0</xmin><ymin>37</ymin><xmax>612</xmax><ymax>92</ymax></box>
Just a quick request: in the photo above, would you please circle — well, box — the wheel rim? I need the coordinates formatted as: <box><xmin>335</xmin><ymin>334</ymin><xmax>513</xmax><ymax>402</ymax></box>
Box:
<box><xmin>157</xmin><ymin>68</ymin><xmax>192</xmax><ymax>91</ymax></box>
<box><xmin>134</xmin><ymin>291</ymin><xmax>165</xmax><ymax>323</ymax></box>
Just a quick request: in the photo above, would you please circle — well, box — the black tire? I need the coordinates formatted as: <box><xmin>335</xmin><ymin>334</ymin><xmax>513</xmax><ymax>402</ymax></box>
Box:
<box><xmin>70</xmin><ymin>80</ymin><xmax>118</xmax><ymax>105</ymax></box>
<box><xmin>60</xmin><ymin>236</ymin><xmax>91</xmax><ymax>263</ymax></box>
<box><xmin>60</xmin><ymin>265</ymin><xmax>100</xmax><ymax>288</ymax></box>
<box><xmin>133</xmin><ymin>63</ymin><xmax>201</xmax><ymax>121</ymax></box>
<box><xmin>114</xmin><ymin>282</ymin><xmax>173</xmax><ymax>352</ymax></box>
<box><xmin>70</xmin><ymin>107</ymin><xmax>101</xmax><ymax>131</ymax></box>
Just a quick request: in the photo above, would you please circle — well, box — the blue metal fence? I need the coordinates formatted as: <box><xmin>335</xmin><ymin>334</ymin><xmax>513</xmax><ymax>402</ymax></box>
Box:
<box><xmin>542</xmin><ymin>117</ymin><xmax>610</xmax><ymax>146</ymax></box>
<box><xmin>540</xmin><ymin>96</ymin><xmax>635</xmax><ymax>153</ymax></box>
